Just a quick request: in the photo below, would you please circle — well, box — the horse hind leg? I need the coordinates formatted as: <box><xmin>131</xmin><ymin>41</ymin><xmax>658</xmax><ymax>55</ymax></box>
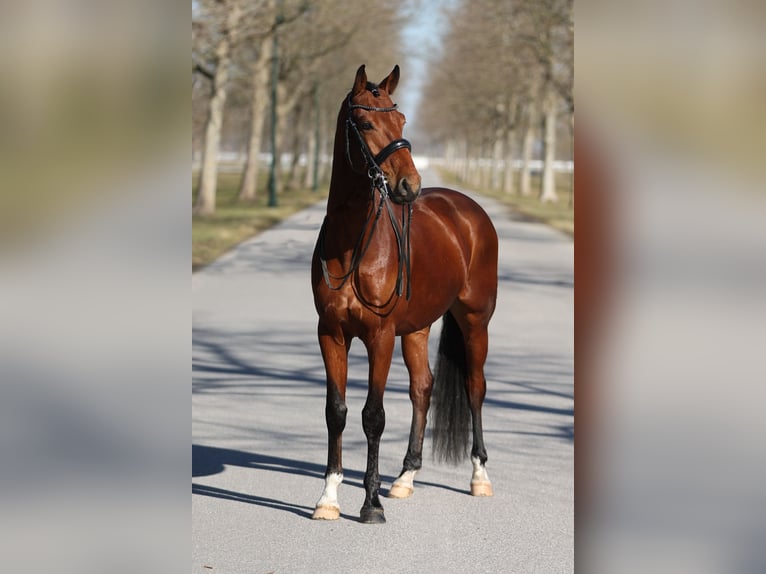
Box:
<box><xmin>458</xmin><ymin>311</ymin><xmax>494</xmax><ymax>497</ymax></box>
<box><xmin>467</xmin><ymin>394</ymin><xmax>493</xmax><ymax>498</ymax></box>
<box><xmin>389</xmin><ymin>327</ymin><xmax>432</xmax><ymax>499</ymax></box>
<box><xmin>471</xmin><ymin>454</ymin><xmax>493</xmax><ymax>497</ymax></box>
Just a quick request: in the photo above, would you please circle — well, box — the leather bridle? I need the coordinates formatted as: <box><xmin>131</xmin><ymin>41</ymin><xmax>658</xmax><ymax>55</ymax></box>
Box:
<box><xmin>344</xmin><ymin>94</ymin><xmax>413</xmax><ymax>190</ymax></box>
<box><xmin>318</xmin><ymin>92</ymin><xmax>415</xmax><ymax>302</ymax></box>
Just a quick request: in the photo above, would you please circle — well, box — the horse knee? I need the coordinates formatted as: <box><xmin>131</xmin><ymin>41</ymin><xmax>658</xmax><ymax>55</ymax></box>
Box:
<box><xmin>326</xmin><ymin>399</ymin><xmax>347</xmax><ymax>434</ymax></box>
<box><xmin>362</xmin><ymin>404</ymin><xmax>385</xmax><ymax>438</ymax></box>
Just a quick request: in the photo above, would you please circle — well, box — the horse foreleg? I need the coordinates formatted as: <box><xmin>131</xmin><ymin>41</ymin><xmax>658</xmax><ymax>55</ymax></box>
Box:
<box><xmin>389</xmin><ymin>327</ymin><xmax>432</xmax><ymax>499</ymax></box>
<box><xmin>313</xmin><ymin>324</ymin><xmax>351</xmax><ymax>520</ymax></box>
<box><xmin>359</xmin><ymin>330</ymin><xmax>395</xmax><ymax>524</ymax></box>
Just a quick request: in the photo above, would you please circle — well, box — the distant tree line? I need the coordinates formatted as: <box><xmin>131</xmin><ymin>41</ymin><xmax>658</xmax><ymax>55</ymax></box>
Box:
<box><xmin>192</xmin><ymin>0</ymin><xmax>572</xmax><ymax>214</ymax></box>
<box><xmin>192</xmin><ymin>0</ymin><xmax>405</xmax><ymax>215</ymax></box>
<box><xmin>417</xmin><ymin>0</ymin><xmax>572</xmax><ymax>202</ymax></box>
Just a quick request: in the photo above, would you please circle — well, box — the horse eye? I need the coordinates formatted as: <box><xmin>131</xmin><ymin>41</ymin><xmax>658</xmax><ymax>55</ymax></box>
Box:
<box><xmin>359</xmin><ymin>121</ymin><xmax>374</xmax><ymax>131</ymax></box>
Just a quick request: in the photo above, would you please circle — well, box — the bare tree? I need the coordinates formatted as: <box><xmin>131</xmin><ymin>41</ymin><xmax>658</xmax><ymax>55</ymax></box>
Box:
<box><xmin>515</xmin><ymin>0</ymin><xmax>573</xmax><ymax>202</ymax></box>
<box><xmin>237</xmin><ymin>0</ymin><xmax>275</xmax><ymax>202</ymax></box>
<box><xmin>233</xmin><ymin>0</ymin><xmax>404</xmax><ymax>201</ymax></box>
<box><xmin>519</xmin><ymin>100</ymin><xmax>537</xmax><ymax>197</ymax></box>
<box><xmin>274</xmin><ymin>1</ymin><xmax>404</xmax><ymax>192</ymax></box>
<box><xmin>417</xmin><ymin>0</ymin><xmax>572</xmax><ymax>202</ymax></box>
<box><xmin>191</xmin><ymin>0</ymin><xmax>410</xmax><ymax>211</ymax></box>
<box><xmin>540</xmin><ymin>87</ymin><xmax>559</xmax><ymax>202</ymax></box>
<box><xmin>193</xmin><ymin>0</ymin><xmax>243</xmax><ymax>216</ymax></box>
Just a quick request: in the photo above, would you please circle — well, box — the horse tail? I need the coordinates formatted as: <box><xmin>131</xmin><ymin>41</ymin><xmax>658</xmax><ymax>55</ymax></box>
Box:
<box><xmin>431</xmin><ymin>310</ymin><xmax>471</xmax><ymax>465</ymax></box>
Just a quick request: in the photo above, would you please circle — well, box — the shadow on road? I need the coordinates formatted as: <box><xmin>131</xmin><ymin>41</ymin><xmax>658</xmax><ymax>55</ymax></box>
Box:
<box><xmin>192</xmin><ymin>483</ymin><xmax>317</xmax><ymax>519</ymax></box>
<box><xmin>192</xmin><ymin>326</ymin><xmax>396</xmax><ymax>396</ymax></box>
<box><xmin>193</xmin><ymin>325</ymin><xmax>574</xmax><ymax>451</ymax></box>
<box><xmin>192</xmin><ymin>443</ymin><xmax>469</xmax><ymax>519</ymax></box>
<box><xmin>193</xmin><ymin>444</ymin><xmax>327</xmax><ymax>479</ymax></box>
<box><xmin>192</xmin><ymin>444</ymin><xmax>357</xmax><ymax>520</ymax></box>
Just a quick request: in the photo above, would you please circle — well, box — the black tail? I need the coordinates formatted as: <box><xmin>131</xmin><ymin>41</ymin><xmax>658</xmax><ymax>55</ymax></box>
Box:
<box><xmin>430</xmin><ymin>311</ymin><xmax>471</xmax><ymax>465</ymax></box>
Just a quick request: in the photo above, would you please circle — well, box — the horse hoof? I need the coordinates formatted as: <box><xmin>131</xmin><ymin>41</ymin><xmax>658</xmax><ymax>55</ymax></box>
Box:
<box><xmin>359</xmin><ymin>507</ymin><xmax>386</xmax><ymax>524</ymax></box>
<box><xmin>312</xmin><ymin>505</ymin><xmax>340</xmax><ymax>520</ymax></box>
<box><xmin>387</xmin><ymin>483</ymin><xmax>413</xmax><ymax>499</ymax></box>
<box><xmin>470</xmin><ymin>481</ymin><xmax>494</xmax><ymax>497</ymax></box>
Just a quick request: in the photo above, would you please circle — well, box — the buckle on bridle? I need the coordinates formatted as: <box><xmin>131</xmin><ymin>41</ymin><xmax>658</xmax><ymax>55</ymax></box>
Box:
<box><xmin>368</xmin><ymin>167</ymin><xmax>389</xmax><ymax>195</ymax></box>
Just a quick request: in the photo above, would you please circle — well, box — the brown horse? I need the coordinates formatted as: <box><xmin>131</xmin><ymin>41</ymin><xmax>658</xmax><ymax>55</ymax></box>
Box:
<box><xmin>311</xmin><ymin>65</ymin><xmax>498</xmax><ymax>524</ymax></box>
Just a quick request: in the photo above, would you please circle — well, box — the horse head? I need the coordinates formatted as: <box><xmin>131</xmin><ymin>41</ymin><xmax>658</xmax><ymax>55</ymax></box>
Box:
<box><xmin>345</xmin><ymin>64</ymin><xmax>422</xmax><ymax>204</ymax></box>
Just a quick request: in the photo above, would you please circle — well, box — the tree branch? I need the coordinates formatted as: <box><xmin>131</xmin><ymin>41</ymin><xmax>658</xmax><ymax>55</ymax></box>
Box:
<box><xmin>193</xmin><ymin>59</ymin><xmax>216</xmax><ymax>82</ymax></box>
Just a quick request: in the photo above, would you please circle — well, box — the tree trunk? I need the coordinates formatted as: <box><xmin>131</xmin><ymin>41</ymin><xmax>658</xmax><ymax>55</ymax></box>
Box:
<box><xmin>481</xmin><ymin>141</ymin><xmax>491</xmax><ymax>190</ymax></box>
<box><xmin>237</xmin><ymin>27</ymin><xmax>273</xmax><ymax>202</ymax></box>
<box><xmin>462</xmin><ymin>141</ymin><xmax>470</xmax><ymax>183</ymax></box>
<box><xmin>286</xmin><ymin>103</ymin><xmax>304</xmax><ymax>191</ymax></box>
<box><xmin>468</xmin><ymin>156</ymin><xmax>478</xmax><ymax>188</ymax></box>
<box><xmin>303</xmin><ymin>116</ymin><xmax>316</xmax><ymax>189</ymax></box>
<box><xmin>273</xmin><ymin>82</ymin><xmax>305</xmax><ymax>195</ymax></box>
<box><xmin>503</xmin><ymin>124</ymin><xmax>515</xmax><ymax>194</ymax></box>
<box><xmin>540</xmin><ymin>89</ymin><xmax>558</xmax><ymax>203</ymax></box>
<box><xmin>193</xmin><ymin>1</ymin><xmax>241</xmax><ymax>216</ymax></box>
<box><xmin>303</xmin><ymin>84</ymin><xmax>319</xmax><ymax>189</ymax></box>
<box><xmin>316</xmin><ymin>115</ymin><xmax>331</xmax><ymax>186</ymax></box>
<box><xmin>445</xmin><ymin>140</ymin><xmax>455</xmax><ymax>173</ymax></box>
<box><xmin>274</xmin><ymin>87</ymin><xmax>288</xmax><ymax>195</ymax></box>
<box><xmin>568</xmin><ymin>111</ymin><xmax>574</xmax><ymax>208</ymax></box>
<box><xmin>491</xmin><ymin>130</ymin><xmax>503</xmax><ymax>191</ymax></box>
<box><xmin>317</xmin><ymin>130</ymin><xmax>329</xmax><ymax>187</ymax></box>
<box><xmin>520</xmin><ymin>102</ymin><xmax>536</xmax><ymax>197</ymax></box>
<box><xmin>502</xmin><ymin>99</ymin><xmax>516</xmax><ymax>194</ymax></box>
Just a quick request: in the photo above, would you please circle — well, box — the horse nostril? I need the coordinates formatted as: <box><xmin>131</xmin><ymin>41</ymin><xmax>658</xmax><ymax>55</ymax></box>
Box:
<box><xmin>400</xmin><ymin>177</ymin><xmax>420</xmax><ymax>197</ymax></box>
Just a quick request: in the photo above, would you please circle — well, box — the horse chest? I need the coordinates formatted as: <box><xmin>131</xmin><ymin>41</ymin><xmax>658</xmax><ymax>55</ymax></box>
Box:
<box><xmin>320</xmin><ymin>284</ymin><xmax>402</xmax><ymax>331</ymax></box>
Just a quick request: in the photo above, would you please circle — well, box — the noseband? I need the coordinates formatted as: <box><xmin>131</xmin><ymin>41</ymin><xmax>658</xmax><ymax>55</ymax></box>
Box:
<box><xmin>318</xmin><ymin>93</ymin><xmax>415</xmax><ymax>303</ymax></box>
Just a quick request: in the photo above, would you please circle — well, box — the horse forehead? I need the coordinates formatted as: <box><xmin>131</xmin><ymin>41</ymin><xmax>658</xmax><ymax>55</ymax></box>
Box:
<box><xmin>352</xmin><ymin>102</ymin><xmax>404</xmax><ymax>126</ymax></box>
<box><xmin>351</xmin><ymin>90</ymin><xmax>394</xmax><ymax>110</ymax></box>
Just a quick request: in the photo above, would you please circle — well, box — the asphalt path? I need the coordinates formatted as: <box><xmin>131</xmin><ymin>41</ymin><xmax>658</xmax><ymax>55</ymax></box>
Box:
<box><xmin>192</xmin><ymin>167</ymin><xmax>573</xmax><ymax>573</ymax></box>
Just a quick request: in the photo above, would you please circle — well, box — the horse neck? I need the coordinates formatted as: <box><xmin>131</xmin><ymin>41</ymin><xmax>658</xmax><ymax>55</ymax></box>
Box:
<box><xmin>326</xmin><ymin>108</ymin><xmax>372</xmax><ymax>219</ymax></box>
<box><xmin>325</xmin><ymin>99</ymin><xmax>397</xmax><ymax>258</ymax></box>
<box><xmin>327</xmin><ymin>167</ymin><xmax>369</xmax><ymax>213</ymax></box>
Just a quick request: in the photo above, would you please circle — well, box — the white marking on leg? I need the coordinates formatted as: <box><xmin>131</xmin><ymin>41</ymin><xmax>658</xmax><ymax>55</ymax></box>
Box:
<box><xmin>389</xmin><ymin>469</ymin><xmax>417</xmax><ymax>498</ymax></box>
<box><xmin>394</xmin><ymin>469</ymin><xmax>417</xmax><ymax>489</ymax></box>
<box><xmin>315</xmin><ymin>472</ymin><xmax>343</xmax><ymax>510</ymax></box>
<box><xmin>470</xmin><ymin>456</ymin><xmax>493</xmax><ymax>496</ymax></box>
<box><xmin>471</xmin><ymin>456</ymin><xmax>490</xmax><ymax>483</ymax></box>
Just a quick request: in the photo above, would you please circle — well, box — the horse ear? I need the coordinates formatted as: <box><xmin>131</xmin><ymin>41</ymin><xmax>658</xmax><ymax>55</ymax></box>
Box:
<box><xmin>379</xmin><ymin>65</ymin><xmax>400</xmax><ymax>96</ymax></box>
<box><xmin>353</xmin><ymin>64</ymin><xmax>367</xmax><ymax>95</ymax></box>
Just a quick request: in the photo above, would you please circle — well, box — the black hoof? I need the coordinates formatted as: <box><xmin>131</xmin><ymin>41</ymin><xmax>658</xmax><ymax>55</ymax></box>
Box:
<box><xmin>359</xmin><ymin>506</ymin><xmax>386</xmax><ymax>524</ymax></box>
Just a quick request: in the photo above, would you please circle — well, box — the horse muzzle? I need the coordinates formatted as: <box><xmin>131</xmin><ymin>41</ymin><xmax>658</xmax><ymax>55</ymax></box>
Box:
<box><xmin>391</xmin><ymin>174</ymin><xmax>421</xmax><ymax>204</ymax></box>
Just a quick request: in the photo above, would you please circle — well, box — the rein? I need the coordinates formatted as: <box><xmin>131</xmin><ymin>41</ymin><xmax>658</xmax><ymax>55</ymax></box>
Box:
<box><xmin>318</xmin><ymin>94</ymin><xmax>414</xmax><ymax>301</ymax></box>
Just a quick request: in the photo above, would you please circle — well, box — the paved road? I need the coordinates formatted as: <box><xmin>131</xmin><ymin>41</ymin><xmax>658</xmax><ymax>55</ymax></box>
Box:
<box><xmin>192</xmin><ymin>168</ymin><xmax>573</xmax><ymax>573</ymax></box>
